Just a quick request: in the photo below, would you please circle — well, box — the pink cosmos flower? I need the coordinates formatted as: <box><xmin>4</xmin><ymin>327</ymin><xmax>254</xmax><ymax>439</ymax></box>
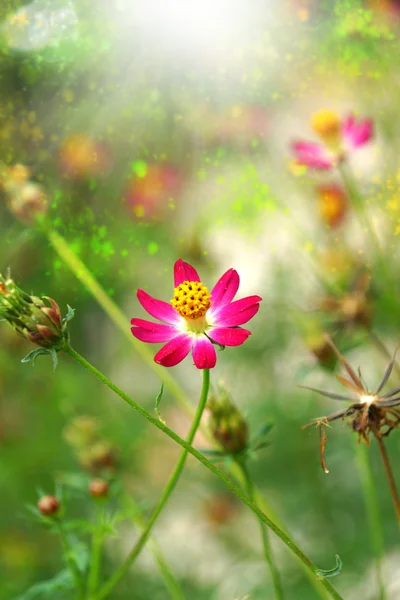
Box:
<box><xmin>291</xmin><ymin>111</ymin><xmax>374</xmax><ymax>171</ymax></box>
<box><xmin>130</xmin><ymin>259</ymin><xmax>262</xmax><ymax>369</ymax></box>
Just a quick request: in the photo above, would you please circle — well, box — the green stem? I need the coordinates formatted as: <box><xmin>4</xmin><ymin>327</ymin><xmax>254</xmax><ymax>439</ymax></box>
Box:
<box><xmin>355</xmin><ymin>444</ymin><xmax>386</xmax><ymax>600</ymax></box>
<box><xmin>122</xmin><ymin>495</ymin><xmax>186</xmax><ymax>600</ymax></box>
<box><xmin>46</xmin><ymin>226</ymin><xmax>330</xmax><ymax>599</ymax></box>
<box><xmin>63</xmin><ymin>344</ymin><xmax>343</xmax><ymax>600</ymax></box>
<box><xmin>337</xmin><ymin>162</ymin><xmax>384</xmax><ymax>261</ymax></box>
<box><xmin>56</xmin><ymin>521</ymin><xmax>84</xmax><ymax>599</ymax></box>
<box><xmin>46</xmin><ymin>228</ymin><xmax>191</xmax><ymax>416</ymax></box>
<box><xmin>96</xmin><ymin>368</ymin><xmax>210</xmax><ymax>599</ymax></box>
<box><xmin>376</xmin><ymin>435</ymin><xmax>400</xmax><ymax>526</ymax></box>
<box><xmin>87</xmin><ymin>503</ymin><xmax>105</xmax><ymax>599</ymax></box>
<box><xmin>239</xmin><ymin>461</ymin><xmax>284</xmax><ymax>600</ymax></box>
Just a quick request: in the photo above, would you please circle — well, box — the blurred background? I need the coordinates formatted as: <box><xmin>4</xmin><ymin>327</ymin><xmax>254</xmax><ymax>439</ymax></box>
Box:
<box><xmin>1</xmin><ymin>0</ymin><xmax>400</xmax><ymax>598</ymax></box>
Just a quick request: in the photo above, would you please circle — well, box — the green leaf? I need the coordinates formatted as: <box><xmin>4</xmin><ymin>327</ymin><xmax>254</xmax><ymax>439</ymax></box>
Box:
<box><xmin>155</xmin><ymin>383</ymin><xmax>166</xmax><ymax>424</ymax></box>
<box><xmin>16</xmin><ymin>569</ymin><xmax>73</xmax><ymax>599</ymax></box>
<box><xmin>62</xmin><ymin>305</ymin><xmax>75</xmax><ymax>325</ymax></box>
<box><xmin>316</xmin><ymin>554</ymin><xmax>343</xmax><ymax>579</ymax></box>
<box><xmin>21</xmin><ymin>348</ymin><xmax>51</xmax><ymax>365</ymax></box>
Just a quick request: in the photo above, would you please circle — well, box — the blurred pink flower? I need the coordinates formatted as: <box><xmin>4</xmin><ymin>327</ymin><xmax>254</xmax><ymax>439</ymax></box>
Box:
<box><xmin>124</xmin><ymin>163</ymin><xmax>183</xmax><ymax>221</ymax></box>
<box><xmin>131</xmin><ymin>259</ymin><xmax>262</xmax><ymax>369</ymax></box>
<box><xmin>291</xmin><ymin>111</ymin><xmax>373</xmax><ymax>171</ymax></box>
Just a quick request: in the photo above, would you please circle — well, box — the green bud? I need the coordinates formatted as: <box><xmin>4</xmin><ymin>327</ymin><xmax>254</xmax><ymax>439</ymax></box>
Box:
<box><xmin>0</xmin><ymin>274</ymin><xmax>68</xmax><ymax>351</ymax></box>
<box><xmin>207</xmin><ymin>391</ymin><xmax>248</xmax><ymax>455</ymax></box>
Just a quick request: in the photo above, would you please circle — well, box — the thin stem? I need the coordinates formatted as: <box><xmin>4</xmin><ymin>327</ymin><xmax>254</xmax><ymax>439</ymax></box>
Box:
<box><xmin>355</xmin><ymin>444</ymin><xmax>386</xmax><ymax>600</ymax></box>
<box><xmin>47</xmin><ymin>226</ymin><xmax>330</xmax><ymax>599</ymax></box>
<box><xmin>56</xmin><ymin>520</ymin><xmax>85</xmax><ymax>599</ymax></box>
<box><xmin>337</xmin><ymin>162</ymin><xmax>386</xmax><ymax>272</ymax></box>
<box><xmin>239</xmin><ymin>461</ymin><xmax>284</xmax><ymax>600</ymax></box>
<box><xmin>46</xmin><ymin>228</ymin><xmax>192</xmax><ymax>416</ymax></box>
<box><xmin>96</xmin><ymin>368</ymin><xmax>210</xmax><ymax>600</ymax></box>
<box><xmin>367</xmin><ymin>329</ymin><xmax>400</xmax><ymax>381</ymax></box>
<box><xmin>376</xmin><ymin>435</ymin><xmax>400</xmax><ymax>526</ymax></box>
<box><xmin>87</xmin><ymin>503</ymin><xmax>105</xmax><ymax>599</ymax></box>
<box><xmin>122</xmin><ymin>495</ymin><xmax>186</xmax><ymax>600</ymax></box>
<box><xmin>63</xmin><ymin>344</ymin><xmax>344</xmax><ymax>600</ymax></box>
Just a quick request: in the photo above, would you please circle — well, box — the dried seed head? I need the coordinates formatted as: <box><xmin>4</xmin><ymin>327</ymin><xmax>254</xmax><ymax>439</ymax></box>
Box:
<box><xmin>37</xmin><ymin>495</ymin><xmax>60</xmax><ymax>516</ymax></box>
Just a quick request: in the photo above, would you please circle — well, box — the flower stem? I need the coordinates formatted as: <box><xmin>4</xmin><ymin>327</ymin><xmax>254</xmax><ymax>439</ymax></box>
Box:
<box><xmin>96</xmin><ymin>368</ymin><xmax>210</xmax><ymax>600</ymax></box>
<box><xmin>46</xmin><ymin>226</ymin><xmax>331</xmax><ymax>599</ymax></box>
<box><xmin>367</xmin><ymin>328</ymin><xmax>400</xmax><ymax>380</ymax></box>
<box><xmin>376</xmin><ymin>435</ymin><xmax>400</xmax><ymax>526</ymax></box>
<box><xmin>63</xmin><ymin>344</ymin><xmax>344</xmax><ymax>600</ymax></box>
<box><xmin>355</xmin><ymin>444</ymin><xmax>386</xmax><ymax>600</ymax></box>
<box><xmin>46</xmin><ymin>228</ymin><xmax>191</xmax><ymax>415</ymax></box>
<box><xmin>87</xmin><ymin>503</ymin><xmax>105</xmax><ymax>599</ymax></box>
<box><xmin>56</xmin><ymin>520</ymin><xmax>84</xmax><ymax>599</ymax></box>
<box><xmin>239</xmin><ymin>460</ymin><xmax>284</xmax><ymax>600</ymax></box>
<box><xmin>122</xmin><ymin>494</ymin><xmax>187</xmax><ymax>600</ymax></box>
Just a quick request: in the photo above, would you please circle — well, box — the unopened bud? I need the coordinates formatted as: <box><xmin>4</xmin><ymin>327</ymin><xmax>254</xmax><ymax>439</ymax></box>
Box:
<box><xmin>317</xmin><ymin>184</ymin><xmax>347</xmax><ymax>229</ymax></box>
<box><xmin>1</xmin><ymin>164</ymin><xmax>48</xmax><ymax>225</ymax></box>
<box><xmin>89</xmin><ymin>479</ymin><xmax>109</xmax><ymax>498</ymax></box>
<box><xmin>79</xmin><ymin>441</ymin><xmax>117</xmax><ymax>472</ymax></box>
<box><xmin>0</xmin><ymin>274</ymin><xmax>70</xmax><ymax>351</ymax></box>
<box><xmin>207</xmin><ymin>392</ymin><xmax>248</xmax><ymax>454</ymax></box>
<box><xmin>37</xmin><ymin>495</ymin><xmax>60</xmax><ymax>516</ymax></box>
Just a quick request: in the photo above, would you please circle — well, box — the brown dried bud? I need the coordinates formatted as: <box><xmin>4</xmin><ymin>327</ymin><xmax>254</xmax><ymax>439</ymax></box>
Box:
<box><xmin>37</xmin><ymin>495</ymin><xmax>60</xmax><ymax>516</ymax></box>
<box><xmin>89</xmin><ymin>479</ymin><xmax>109</xmax><ymax>498</ymax></box>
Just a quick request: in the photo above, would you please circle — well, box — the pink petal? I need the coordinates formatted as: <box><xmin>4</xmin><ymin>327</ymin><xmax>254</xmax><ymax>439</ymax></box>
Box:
<box><xmin>154</xmin><ymin>333</ymin><xmax>193</xmax><ymax>367</ymax></box>
<box><xmin>137</xmin><ymin>289</ymin><xmax>180</xmax><ymax>325</ymax></box>
<box><xmin>192</xmin><ymin>336</ymin><xmax>216</xmax><ymax>369</ymax></box>
<box><xmin>342</xmin><ymin>115</ymin><xmax>373</xmax><ymax>150</ymax></box>
<box><xmin>214</xmin><ymin>295</ymin><xmax>262</xmax><ymax>326</ymax></box>
<box><xmin>174</xmin><ymin>259</ymin><xmax>201</xmax><ymax>287</ymax></box>
<box><xmin>291</xmin><ymin>140</ymin><xmax>334</xmax><ymax>170</ymax></box>
<box><xmin>130</xmin><ymin>318</ymin><xmax>178</xmax><ymax>343</ymax></box>
<box><xmin>208</xmin><ymin>326</ymin><xmax>251</xmax><ymax>346</ymax></box>
<box><xmin>210</xmin><ymin>268</ymin><xmax>240</xmax><ymax>310</ymax></box>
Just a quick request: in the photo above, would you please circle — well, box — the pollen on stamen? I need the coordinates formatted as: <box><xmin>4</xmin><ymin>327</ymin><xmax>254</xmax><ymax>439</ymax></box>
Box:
<box><xmin>171</xmin><ymin>280</ymin><xmax>212</xmax><ymax>320</ymax></box>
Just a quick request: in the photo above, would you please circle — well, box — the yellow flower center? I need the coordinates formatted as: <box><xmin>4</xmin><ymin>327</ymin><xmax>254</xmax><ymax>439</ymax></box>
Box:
<box><xmin>310</xmin><ymin>110</ymin><xmax>341</xmax><ymax>144</ymax></box>
<box><xmin>171</xmin><ymin>280</ymin><xmax>212</xmax><ymax>320</ymax></box>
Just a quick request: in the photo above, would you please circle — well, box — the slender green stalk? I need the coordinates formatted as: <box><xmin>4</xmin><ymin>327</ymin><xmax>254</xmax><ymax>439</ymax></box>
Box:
<box><xmin>46</xmin><ymin>228</ymin><xmax>191</xmax><ymax>415</ymax></box>
<box><xmin>63</xmin><ymin>344</ymin><xmax>344</xmax><ymax>600</ymax></box>
<box><xmin>56</xmin><ymin>520</ymin><xmax>85</xmax><ymax>599</ymax></box>
<box><xmin>87</xmin><ymin>503</ymin><xmax>106</xmax><ymax>599</ymax></box>
<box><xmin>239</xmin><ymin>461</ymin><xmax>284</xmax><ymax>600</ymax></box>
<box><xmin>355</xmin><ymin>444</ymin><xmax>386</xmax><ymax>600</ymax></box>
<box><xmin>96</xmin><ymin>369</ymin><xmax>210</xmax><ymax>600</ymax></box>
<box><xmin>337</xmin><ymin>163</ymin><xmax>385</xmax><ymax>267</ymax></box>
<box><xmin>122</xmin><ymin>495</ymin><xmax>187</xmax><ymax>600</ymax></box>
<box><xmin>44</xmin><ymin>226</ymin><xmax>329</xmax><ymax>598</ymax></box>
<box><xmin>376</xmin><ymin>436</ymin><xmax>400</xmax><ymax>526</ymax></box>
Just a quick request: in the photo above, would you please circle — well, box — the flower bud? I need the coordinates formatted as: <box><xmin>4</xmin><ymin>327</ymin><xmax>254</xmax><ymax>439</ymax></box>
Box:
<box><xmin>317</xmin><ymin>184</ymin><xmax>347</xmax><ymax>229</ymax></box>
<box><xmin>89</xmin><ymin>479</ymin><xmax>109</xmax><ymax>498</ymax></box>
<box><xmin>0</xmin><ymin>274</ymin><xmax>68</xmax><ymax>350</ymax></box>
<box><xmin>1</xmin><ymin>164</ymin><xmax>48</xmax><ymax>225</ymax></box>
<box><xmin>37</xmin><ymin>495</ymin><xmax>60</xmax><ymax>516</ymax></box>
<box><xmin>63</xmin><ymin>416</ymin><xmax>99</xmax><ymax>449</ymax></box>
<box><xmin>79</xmin><ymin>441</ymin><xmax>117</xmax><ymax>472</ymax></box>
<box><xmin>207</xmin><ymin>391</ymin><xmax>248</xmax><ymax>454</ymax></box>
